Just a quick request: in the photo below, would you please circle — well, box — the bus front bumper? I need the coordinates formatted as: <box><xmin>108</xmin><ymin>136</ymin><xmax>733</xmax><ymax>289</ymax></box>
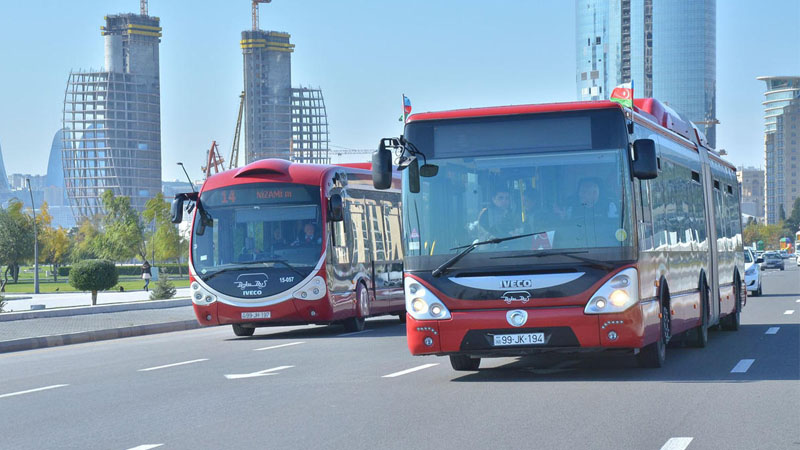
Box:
<box><xmin>406</xmin><ymin>301</ymin><xmax>659</xmax><ymax>357</ymax></box>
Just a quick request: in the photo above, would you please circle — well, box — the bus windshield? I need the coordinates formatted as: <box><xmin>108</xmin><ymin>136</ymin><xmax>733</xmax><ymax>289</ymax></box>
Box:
<box><xmin>191</xmin><ymin>183</ymin><xmax>324</xmax><ymax>294</ymax></box>
<box><xmin>402</xmin><ymin>111</ymin><xmax>634</xmax><ymax>272</ymax></box>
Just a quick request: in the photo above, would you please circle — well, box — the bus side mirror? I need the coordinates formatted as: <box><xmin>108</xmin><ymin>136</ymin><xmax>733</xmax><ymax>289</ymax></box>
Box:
<box><xmin>328</xmin><ymin>194</ymin><xmax>344</xmax><ymax>222</ymax></box>
<box><xmin>372</xmin><ymin>147</ymin><xmax>393</xmax><ymax>190</ymax></box>
<box><xmin>632</xmin><ymin>139</ymin><xmax>658</xmax><ymax>179</ymax></box>
<box><xmin>171</xmin><ymin>195</ymin><xmax>184</xmax><ymax>224</ymax></box>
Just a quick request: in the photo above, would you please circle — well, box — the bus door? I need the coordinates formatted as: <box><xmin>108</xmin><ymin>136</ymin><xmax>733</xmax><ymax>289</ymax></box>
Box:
<box><xmin>698</xmin><ymin>148</ymin><xmax>721</xmax><ymax>322</ymax></box>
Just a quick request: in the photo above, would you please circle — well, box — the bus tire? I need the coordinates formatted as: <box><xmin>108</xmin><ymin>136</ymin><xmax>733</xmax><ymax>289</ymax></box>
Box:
<box><xmin>721</xmin><ymin>280</ymin><xmax>741</xmax><ymax>331</ymax></box>
<box><xmin>343</xmin><ymin>283</ymin><xmax>368</xmax><ymax>332</ymax></box>
<box><xmin>637</xmin><ymin>303</ymin><xmax>669</xmax><ymax>368</ymax></box>
<box><xmin>449</xmin><ymin>354</ymin><xmax>480</xmax><ymax>371</ymax></box>
<box><xmin>689</xmin><ymin>282</ymin><xmax>709</xmax><ymax>347</ymax></box>
<box><xmin>232</xmin><ymin>323</ymin><xmax>255</xmax><ymax>337</ymax></box>
<box><xmin>397</xmin><ymin>313</ymin><xmax>407</xmax><ymax>324</ymax></box>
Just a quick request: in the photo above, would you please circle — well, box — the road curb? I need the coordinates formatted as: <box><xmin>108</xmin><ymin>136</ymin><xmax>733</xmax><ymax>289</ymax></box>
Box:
<box><xmin>0</xmin><ymin>298</ymin><xmax>192</xmax><ymax>322</ymax></box>
<box><xmin>0</xmin><ymin>320</ymin><xmax>202</xmax><ymax>354</ymax></box>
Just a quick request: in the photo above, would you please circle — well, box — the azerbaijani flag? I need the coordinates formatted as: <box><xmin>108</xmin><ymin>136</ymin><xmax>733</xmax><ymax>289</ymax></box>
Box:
<box><xmin>610</xmin><ymin>81</ymin><xmax>634</xmax><ymax>108</ymax></box>
<box><xmin>403</xmin><ymin>95</ymin><xmax>412</xmax><ymax>121</ymax></box>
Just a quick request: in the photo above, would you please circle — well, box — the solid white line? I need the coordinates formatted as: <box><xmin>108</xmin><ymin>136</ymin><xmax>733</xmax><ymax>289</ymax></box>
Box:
<box><xmin>138</xmin><ymin>359</ymin><xmax>208</xmax><ymax>372</ymax></box>
<box><xmin>383</xmin><ymin>363</ymin><xmax>439</xmax><ymax>378</ymax></box>
<box><xmin>730</xmin><ymin>359</ymin><xmax>755</xmax><ymax>373</ymax></box>
<box><xmin>660</xmin><ymin>437</ymin><xmax>693</xmax><ymax>450</ymax></box>
<box><xmin>254</xmin><ymin>341</ymin><xmax>305</xmax><ymax>351</ymax></box>
<box><xmin>337</xmin><ymin>329</ymin><xmax>375</xmax><ymax>337</ymax></box>
<box><xmin>126</xmin><ymin>445</ymin><xmax>164</xmax><ymax>450</ymax></box>
<box><xmin>784</xmin><ymin>310</ymin><xmax>795</xmax><ymax>315</ymax></box>
<box><xmin>765</xmin><ymin>327</ymin><xmax>780</xmax><ymax>335</ymax></box>
<box><xmin>0</xmin><ymin>384</ymin><xmax>69</xmax><ymax>399</ymax></box>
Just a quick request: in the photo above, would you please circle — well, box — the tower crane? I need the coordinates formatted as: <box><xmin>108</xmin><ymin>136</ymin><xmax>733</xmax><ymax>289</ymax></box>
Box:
<box><xmin>229</xmin><ymin>91</ymin><xmax>245</xmax><ymax>169</ymax></box>
<box><xmin>252</xmin><ymin>0</ymin><xmax>272</xmax><ymax>31</ymax></box>
<box><xmin>140</xmin><ymin>0</ymin><xmax>148</xmax><ymax>15</ymax></box>
<box><xmin>201</xmin><ymin>141</ymin><xmax>225</xmax><ymax>179</ymax></box>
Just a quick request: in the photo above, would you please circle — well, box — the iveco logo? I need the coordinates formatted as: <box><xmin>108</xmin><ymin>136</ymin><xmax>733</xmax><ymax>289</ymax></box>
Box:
<box><xmin>501</xmin><ymin>279</ymin><xmax>533</xmax><ymax>289</ymax></box>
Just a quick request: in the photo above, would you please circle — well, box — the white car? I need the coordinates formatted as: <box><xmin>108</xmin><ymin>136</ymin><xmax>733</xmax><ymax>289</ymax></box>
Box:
<box><xmin>744</xmin><ymin>249</ymin><xmax>762</xmax><ymax>296</ymax></box>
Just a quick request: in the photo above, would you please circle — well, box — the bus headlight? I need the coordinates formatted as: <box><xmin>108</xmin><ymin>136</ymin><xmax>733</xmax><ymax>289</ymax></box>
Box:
<box><xmin>405</xmin><ymin>277</ymin><xmax>451</xmax><ymax>320</ymax></box>
<box><xmin>585</xmin><ymin>268</ymin><xmax>638</xmax><ymax>314</ymax></box>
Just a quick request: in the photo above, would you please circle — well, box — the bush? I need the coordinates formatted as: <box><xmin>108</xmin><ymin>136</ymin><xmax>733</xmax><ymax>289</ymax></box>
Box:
<box><xmin>69</xmin><ymin>259</ymin><xmax>119</xmax><ymax>305</ymax></box>
<box><xmin>58</xmin><ymin>263</ymin><xmax>188</xmax><ymax>277</ymax></box>
<box><xmin>149</xmin><ymin>269</ymin><xmax>176</xmax><ymax>300</ymax></box>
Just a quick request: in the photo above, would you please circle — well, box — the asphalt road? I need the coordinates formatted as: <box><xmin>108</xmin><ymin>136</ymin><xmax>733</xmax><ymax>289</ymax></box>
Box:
<box><xmin>1</xmin><ymin>264</ymin><xmax>798</xmax><ymax>450</ymax></box>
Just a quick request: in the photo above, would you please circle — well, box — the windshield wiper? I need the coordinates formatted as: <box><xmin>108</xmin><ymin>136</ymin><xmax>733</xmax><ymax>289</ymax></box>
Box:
<box><xmin>201</xmin><ymin>259</ymin><xmax>305</xmax><ymax>282</ymax></box>
<box><xmin>431</xmin><ymin>231</ymin><xmax>545</xmax><ymax>278</ymax></box>
<box><xmin>490</xmin><ymin>250</ymin><xmax>613</xmax><ymax>270</ymax></box>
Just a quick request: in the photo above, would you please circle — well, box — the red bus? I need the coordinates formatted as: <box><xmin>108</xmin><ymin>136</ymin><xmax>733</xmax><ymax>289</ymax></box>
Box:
<box><xmin>172</xmin><ymin>158</ymin><xmax>405</xmax><ymax>336</ymax></box>
<box><xmin>372</xmin><ymin>98</ymin><xmax>744</xmax><ymax>370</ymax></box>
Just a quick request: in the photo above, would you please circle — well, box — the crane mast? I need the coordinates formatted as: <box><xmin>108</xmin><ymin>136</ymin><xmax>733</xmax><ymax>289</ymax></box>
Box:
<box><xmin>252</xmin><ymin>0</ymin><xmax>272</xmax><ymax>31</ymax></box>
<box><xmin>140</xmin><ymin>0</ymin><xmax>148</xmax><ymax>15</ymax></box>
<box><xmin>229</xmin><ymin>91</ymin><xmax>245</xmax><ymax>169</ymax></box>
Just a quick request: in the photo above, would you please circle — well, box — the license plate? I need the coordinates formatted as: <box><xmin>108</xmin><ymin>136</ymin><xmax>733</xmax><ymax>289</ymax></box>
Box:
<box><xmin>241</xmin><ymin>312</ymin><xmax>271</xmax><ymax>319</ymax></box>
<box><xmin>493</xmin><ymin>332</ymin><xmax>545</xmax><ymax>346</ymax></box>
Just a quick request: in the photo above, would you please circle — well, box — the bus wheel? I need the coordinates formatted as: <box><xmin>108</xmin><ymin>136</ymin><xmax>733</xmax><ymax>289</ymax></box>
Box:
<box><xmin>397</xmin><ymin>313</ymin><xmax>407</xmax><ymax>324</ymax></box>
<box><xmin>637</xmin><ymin>303</ymin><xmax>669</xmax><ymax>368</ymax></box>
<box><xmin>689</xmin><ymin>283</ymin><xmax>709</xmax><ymax>347</ymax></box>
<box><xmin>449</xmin><ymin>354</ymin><xmax>480</xmax><ymax>371</ymax></box>
<box><xmin>232</xmin><ymin>324</ymin><xmax>255</xmax><ymax>337</ymax></box>
<box><xmin>343</xmin><ymin>283</ymin><xmax>368</xmax><ymax>332</ymax></box>
<box><xmin>721</xmin><ymin>282</ymin><xmax>742</xmax><ymax>331</ymax></box>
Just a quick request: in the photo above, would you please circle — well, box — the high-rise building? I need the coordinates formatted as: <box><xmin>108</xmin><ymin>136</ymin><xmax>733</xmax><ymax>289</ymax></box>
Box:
<box><xmin>62</xmin><ymin>11</ymin><xmax>162</xmax><ymax>219</ymax></box>
<box><xmin>576</xmin><ymin>0</ymin><xmax>716</xmax><ymax>146</ymax></box>
<box><xmin>737</xmin><ymin>167</ymin><xmax>765</xmax><ymax>221</ymax></box>
<box><xmin>0</xmin><ymin>139</ymin><xmax>9</xmax><ymax>192</ymax></box>
<box><xmin>241</xmin><ymin>27</ymin><xmax>329</xmax><ymax>164</ymax></box>
<box><xmin>758</xmin><ymin>76</ymin><xmax>800</xmax><ymax>224</ymax></box>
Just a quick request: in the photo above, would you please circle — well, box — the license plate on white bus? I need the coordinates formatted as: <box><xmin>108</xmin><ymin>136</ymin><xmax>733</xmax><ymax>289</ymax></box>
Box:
<box><xmin>493</xmin><ymin>333</ymin><xmax>545</xmax><ymax>346</ymax></box>
<box><xmin>241</xmin><ymin>312</ymin><xmax>271</xmax><ymax>319</ymax></box>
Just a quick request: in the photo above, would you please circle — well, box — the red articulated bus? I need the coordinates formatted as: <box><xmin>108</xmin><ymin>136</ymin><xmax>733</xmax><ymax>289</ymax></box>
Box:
<box><xmin>372</xmin><ymin>98</ymin><xmax>744</xmax><ymax>370</ymax></box>
<box><xmin>172</xmin><ymin>159</ymin><xmax>405</xmax><ymax>336</ymax></box>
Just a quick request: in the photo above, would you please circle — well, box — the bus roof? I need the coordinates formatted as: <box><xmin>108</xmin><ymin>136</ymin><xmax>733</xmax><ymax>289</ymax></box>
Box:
<box><xmin>201</xmin><ymin>159</ymin><xmax>372</xmax><ymax>192</ymax></box>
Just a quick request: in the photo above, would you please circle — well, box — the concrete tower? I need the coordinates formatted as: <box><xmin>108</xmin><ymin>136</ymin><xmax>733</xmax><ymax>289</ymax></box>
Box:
<box><xmin>63</xmin><ymin>11</ymin><xmax>162</xmax><ymax>218</ymax></box>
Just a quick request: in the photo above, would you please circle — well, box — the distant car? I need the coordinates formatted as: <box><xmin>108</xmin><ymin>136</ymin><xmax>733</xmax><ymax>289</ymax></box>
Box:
<box><xmin>779</xmin><ymin>249</ymin><xmax>789</xmax><ymax>259</ymax></box>
<box><xmin>744</xmin><ymin>249</ymin><xmax>762</xmax><ymax>296</ymax></box>
<box><xmin>762</xmin><ymin>252</ymin><xmax>784</xmax><ymax>270</ymax></box>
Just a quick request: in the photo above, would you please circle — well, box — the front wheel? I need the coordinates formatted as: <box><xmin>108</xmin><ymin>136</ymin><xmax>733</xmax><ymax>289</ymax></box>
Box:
<box><xmin>342</xmin><ymin>283</ymin><xmax>369</xmax><ymax>332</ymax></box>
<box><xmin>638</xmin><ymin>304</ymin><xmax>669</xmax><ymax>368</ymax></box>
<box><xmin>449</xmin><ymin>354</ymin><xmax>481</xmax><ymax>371</ymax></box>
<box><xmin>232</xmin><ymin>323</ymin><xmax>255</xmax><ymax>337</ymax></box>
<box><xmin>397</xmin><ymin>313</ymin><xmax>407</xmax><ymax>324</ymax></box>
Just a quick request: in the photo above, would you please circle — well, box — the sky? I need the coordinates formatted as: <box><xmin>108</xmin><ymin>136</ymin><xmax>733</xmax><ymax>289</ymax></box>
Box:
<box><xmin>0</xmin><ymin>0</ymin><xmax>798</xmax><ymax>183</ymax></box>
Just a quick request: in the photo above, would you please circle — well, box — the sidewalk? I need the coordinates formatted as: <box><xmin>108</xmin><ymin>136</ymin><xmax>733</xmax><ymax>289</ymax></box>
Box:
<box><xmin>0</xmin><ymin>288</ymin><xmax>203</xmax><ymax>354</ymax></box>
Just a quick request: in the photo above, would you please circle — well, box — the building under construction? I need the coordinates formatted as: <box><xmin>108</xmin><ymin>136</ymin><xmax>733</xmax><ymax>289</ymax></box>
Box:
<box><xmin>62</xmin><ymin>6</ymin><xmax>162</xmax><ymax>218</ymax></box>
<box><xmin>241</xmin><ymin>3</ymin><xmax>329</xmax><ymax>165</ymax></box>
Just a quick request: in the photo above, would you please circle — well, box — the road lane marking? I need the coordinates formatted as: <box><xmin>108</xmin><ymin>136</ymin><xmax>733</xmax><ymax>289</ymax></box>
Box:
<box><xmin>730</xmin><ymin>359</ymin><xmax>755</xmax><ymax>373</ymax></box>
<box><xmin>765</xmin><ymin>327</ymin><xmax>780</xmax><ymax>335</ymax></box>
<box><xmin>796</xmin><ymin>299</ymin><xmax>800</xmax><ymax>303</ymax></box>
<box><xmin>660</xmin><ymin>437</ymin><xmax>693</xmax><ymax>450</ymax></box>
<box><xmin>126</xmin><ymin>445</ymin><xmax>164</xmax><ymax>450</ymax></box>
<box><xmin>784</xmin><ymin>310</ymin><xmax>795</xmax><ymax>315</ymax></box>
<box><xmin>225</xmin><ymin>365</ymin><xmax>293</xmax><ymax>380</ymax></box>
<box><xmin>383</xmin><ymin>363</ymin><xmax>439</xmax><ymax>378</ymax></box>
<box><xmin>254</xmin><ymin>341</ymin><xmax>305</xmax><ymax>351</ymax></box>
<box><xmin>337</xmin><ymin>329</ymin><xmax>375</xmax><ymax>337</ymax></box>
<box><xmin>0</xmin><ymin>384</ymin><xmax>69</xmax><ymax>399</ymax></box>
<box><xmin>138</xmin><ymin>359</ymin><xmax>208</xmax><ymax>372</ymax></box>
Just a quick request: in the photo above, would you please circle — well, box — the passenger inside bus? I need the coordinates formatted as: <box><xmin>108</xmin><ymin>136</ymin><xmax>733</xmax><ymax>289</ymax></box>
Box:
<box><xmin>271</xmin><ymin>226</ymin><xmax>289</xmax><ymax>250</ymax></box>
<box><xmin>238</xmin><ymin>237</ymin><xmax>263</xmax><ymax>262</ymax></box>
<box><xmin>293</xmin><ymin>222</ymin><xmax>322</xmax><ymax>247</ymax></box>
<box><xmin>478</xmin><ymin>188</ymin><xmax>521</xmax><ymax>239</ymax></box>
<box><xmin>557</xmin><ymin>177</ymin><xmax>620</xmax><ymax>248</ymax></box>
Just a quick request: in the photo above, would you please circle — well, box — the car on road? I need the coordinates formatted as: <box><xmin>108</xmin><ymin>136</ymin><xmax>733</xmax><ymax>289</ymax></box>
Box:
<box><xmin>744</xmin><ymin>249</ymin><xmax>762</xmax><ymax>296</ymax></box>
<box><xmin>762</xmin><ymin>251</ymin><xmax>785</xmax><ymax>270</ymax></box>
<box><xmin>779</xmin><ymin>249</ymin><xmax>789</xmax><ymax>259</ymax></box>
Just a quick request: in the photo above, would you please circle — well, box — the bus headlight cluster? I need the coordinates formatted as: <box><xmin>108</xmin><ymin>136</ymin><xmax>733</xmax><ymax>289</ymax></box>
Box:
<box><xmin>584</xmin><ymin>268</ymin><xmax>639</xmax><ymax>314</ymax></box>
<box><xmin>191</xmin><ymin>281</ymin><xmax>217</xmax><ymax>305</ymax></box>
<box><xmin>293</xmin><ymin>276</ymin><xmax>326</xmax><ymax>301</ymax></box>
<box><xmin>405</xmin><ymin>277</ymin><xmax>451</xmax><ymax>320</ymax></box>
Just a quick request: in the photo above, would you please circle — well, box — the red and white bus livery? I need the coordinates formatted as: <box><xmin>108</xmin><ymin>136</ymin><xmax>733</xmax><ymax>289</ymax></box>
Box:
<box><xmin>173</xmin><ymin>159</ymin><xmax>405</xmax><ymax>336</ymax></box>
<box><xmin>372</xmin><ymin>98</ymin><xmax>744</xmax><ymax>370</ymax></box>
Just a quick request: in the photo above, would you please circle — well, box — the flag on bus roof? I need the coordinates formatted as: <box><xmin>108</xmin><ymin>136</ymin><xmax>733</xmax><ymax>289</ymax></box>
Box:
<box><xmin>610</xmin><ymin>81</ymin><xmax>634</xmax><ymax>108</ymax></box>
<box><xmin>402</xmin><ymin>95</ymin><xmax>412</xmax><ymax>122</ymax></box>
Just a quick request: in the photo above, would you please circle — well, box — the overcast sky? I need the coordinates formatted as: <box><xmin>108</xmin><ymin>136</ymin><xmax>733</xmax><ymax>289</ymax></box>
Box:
<box><xmin>0</xmin><ymin>0</ymin><xmax>798</xmax><ymax>182</ymax></box>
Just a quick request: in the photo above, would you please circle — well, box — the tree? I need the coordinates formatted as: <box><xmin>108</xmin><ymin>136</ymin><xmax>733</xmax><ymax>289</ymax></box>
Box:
<box><xmin>94</xmin><ymin>190</ymin><xmax>146</xmax><ymax>262</ymax></box>
<box><xmin>70</xmin><ymin>217</ymin><xmax>101</xmax><ymax>263</ymax></box>
<box><xmin>149</xmin><ymin>268</ymin><xmax>176</xmax><ymax>300</ymax></box>
<box><xmin>0</xmin><ymin>200</ymin><xmax>34</xmax><ymax>284</ymax></box>
<box><xmin>42</xmin><ymin>226</ymin><xmax>70</xmax><ymax>282</ymax></box>
<box><xmin>68</xmin><ymin>259</ymin><xmax>118</xmax><ymax>305</ymax></box>
<box><xmin>142</xmin><ymin>193</ymin><xmax>183</xmax><ymax>265</ymax></box>
<box><xmin>783</xmin><ymin>197</ymin><xmax>800</xmax><ymax>236</ymax></box>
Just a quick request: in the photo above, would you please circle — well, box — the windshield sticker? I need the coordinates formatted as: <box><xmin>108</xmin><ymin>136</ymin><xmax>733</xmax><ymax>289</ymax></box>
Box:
<box><xmin>200</xmin><ymin>255</ymin><xmax>208</xmax><ymax>261</ymax></box>
<box><xmin>502</xmin><ymin>291</ymin><xmax>531</xmax><ymax>304</ymax></box>
<box><xmin>615</xmin><ymin>229</ymin><xmax>627</xmax><ymax>242</ymax></box>
<box><xmin>532</xmin><ymin>231</ymin><xmax>554</xmax><ymax>250</ymax></box>
<box><xmin>234</xmin><ymin>273</ymin><xmax>269</xmax><ymax>296</ymax></box>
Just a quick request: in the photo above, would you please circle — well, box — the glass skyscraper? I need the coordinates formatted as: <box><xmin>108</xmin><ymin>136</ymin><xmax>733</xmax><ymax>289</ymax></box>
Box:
<box><xmin>0</xmin><ymin>140</ymin><xmax>9</xmax><ymax>192</ymax></box>
<box><xmin>576</xmin><ymin>0</ymin><xmax>716</xmax><ymax>146</ymax></box>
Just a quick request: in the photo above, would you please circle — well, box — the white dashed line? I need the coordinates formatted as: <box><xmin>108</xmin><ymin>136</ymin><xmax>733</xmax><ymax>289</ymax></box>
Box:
<box><xmin>784</xmin><ymin>310</ymin><xmax>795</xmax><ymax>315</ymax></box>
<box><xmin>225</xmin><ymin>365</ymin><xmax>294</xmax><ymax>380</ymax></box>
<box><xmin>0</xmin><ymin>384</ymin><xmax>69</xmax><ymax>399</ymax></box>
<box><xmin>796</xmin><ymin>299</ymin><xmax>800</xmax><ymax>303</ymax></box>
<box><xmin>138</xmin><ymin>359</ymin><xmax>208</xmax><ymax>372</ymax></box>
<box><xmin>254</xmin><ymin>341</ymin><xmax>305</xmax><ymax>351</ymax></box>
<box><xmin>338</xmin><ymin>329</ymin><xmax>375</xmax><ymax>337</ymax></box>
<box><xmin>730</xmin><ymin>359</ymin><xmax>755</xmax><ymax>373</ymax></box>
<box><xmin>660</xmin><ymin>437</ymin><xmax>693</xmax><ymax>450</ymax></box>
<box><xmin>765</xmin><ymin>327</ymin><xmax>780</xmax><ymax>335</ymax></box>
<box><xmin>126</xmin><ymin>445</ymin><xmax>164</xmax><ymax>450</ymax></box>
<box><xmin>383</xmin><ymin>363</ymin><xmax>439</xmax><ymax>378</ymax></box>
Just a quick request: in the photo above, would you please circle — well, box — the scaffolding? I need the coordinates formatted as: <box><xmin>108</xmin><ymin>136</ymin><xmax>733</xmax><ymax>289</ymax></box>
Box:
<box><xmin>290</xmin><ymin>87</ymin><xmax>330</xmax><ymax>164</ymax></box>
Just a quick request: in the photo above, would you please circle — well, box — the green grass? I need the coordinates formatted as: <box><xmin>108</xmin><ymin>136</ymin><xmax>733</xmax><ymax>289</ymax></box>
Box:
<box><xmin>1</xmin><ymin>278</ymin><xmax>189</xmax><ymax>294</ymax></box>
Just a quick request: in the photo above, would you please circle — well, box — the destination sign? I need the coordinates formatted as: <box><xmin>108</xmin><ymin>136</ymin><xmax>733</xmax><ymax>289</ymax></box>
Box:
<box><xmin>202</xmin><ymin>183</ymin><xmax>318</xmax><ymax>207</ymax></box>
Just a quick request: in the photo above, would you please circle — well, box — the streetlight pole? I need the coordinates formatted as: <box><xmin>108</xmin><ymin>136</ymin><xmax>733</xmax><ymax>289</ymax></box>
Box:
<box><xmin>25</xmin><ymin>178</ymin><xmax>39</xmax><ymax>294</ymax></box>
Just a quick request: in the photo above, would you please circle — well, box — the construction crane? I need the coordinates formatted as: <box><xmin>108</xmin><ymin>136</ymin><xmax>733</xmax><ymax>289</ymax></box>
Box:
<box><xmin>140</xmin><ymin>0</ymin><xmax>148</xmax><ymax>15</ymax></box>
<box><xmin>229</xmin><ymin>91</ymin><xmax>245</xmax><ymax>169</ymax></box>
<box><xmin>202</xmin><ymin>141</ymin><xmax>226</xmax><ymax>179</ymax></box>
<box><xmin>252</xmin><ymin>0</ymin><xmax>272</xmax><ymax>31</ymax></box>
